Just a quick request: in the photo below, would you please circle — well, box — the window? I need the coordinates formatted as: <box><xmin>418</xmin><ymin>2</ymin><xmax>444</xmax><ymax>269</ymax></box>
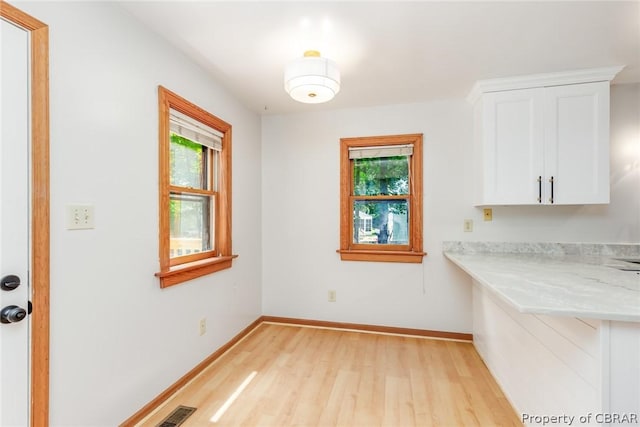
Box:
<box><xmin>338</xmin><ymin>134</ymin><xmax>425</xmax><ymax>263</ymax></box>
<box><xmin>156</xmin><ymin>86</ymin><xmax>235</xmax><ymax>287</ymax></box>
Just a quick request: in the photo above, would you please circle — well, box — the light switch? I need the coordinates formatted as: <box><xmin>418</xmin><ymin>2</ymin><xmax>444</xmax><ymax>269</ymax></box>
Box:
<box><xmin>66</xmin><ymin>204</ymin><xmax>95</xmax><ymax>230</ymax></box>
<box><xmin>483</xmin><ymin>208</ymin><xmax>493</xmax><ymax>221</ymax></box>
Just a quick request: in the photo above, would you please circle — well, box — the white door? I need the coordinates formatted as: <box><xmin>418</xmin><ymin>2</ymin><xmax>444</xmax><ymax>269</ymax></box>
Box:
<box><xmin>0</xmin><ymin>17</ymin><xmax>31</xmax><ymax>427</ymax></box>
<box><xmin>481</xmin><ymin>87</ymin><xmax>545</xmax><ymax>204</ymax></box>
<box><xmin>544</xmin><ymin>81</ymin><xmax>610</xmax><ymax>205</ymax></box>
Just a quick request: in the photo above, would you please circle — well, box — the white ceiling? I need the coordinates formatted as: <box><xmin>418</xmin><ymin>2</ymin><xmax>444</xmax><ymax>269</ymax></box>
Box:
<box><xmin>119</xmin><ymin>1</ymin><xmax>640</xmax><ymax>115</ymax></box>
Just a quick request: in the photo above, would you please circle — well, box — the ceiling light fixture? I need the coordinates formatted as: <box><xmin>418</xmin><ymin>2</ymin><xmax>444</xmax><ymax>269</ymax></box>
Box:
<box><xmin>284</xmin><ymin>50</ymin><xmax>340</xmax><ymax>104</ymax></box>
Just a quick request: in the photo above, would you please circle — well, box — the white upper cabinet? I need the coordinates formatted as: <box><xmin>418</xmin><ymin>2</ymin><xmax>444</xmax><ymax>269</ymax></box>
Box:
<box><xmin>479</xmin><ymin>88</ymin><xmax>544</xmax><ymax>204</ymax></box>
<box><xmin>469</xmin><ymin>67</ymin><xmax>622</xmax><ymax>206</ymax></box>
<box><xmin>544</xmin><ymin>83</ymin><xmax>609</xmax><ymax>205</ymax></box>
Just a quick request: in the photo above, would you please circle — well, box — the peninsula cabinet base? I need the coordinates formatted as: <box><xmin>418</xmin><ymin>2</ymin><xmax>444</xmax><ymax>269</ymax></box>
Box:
<box><xmin>472</xmin><ymin>282</ymin><xmax>640</xmax><ymax>427</ymax></box>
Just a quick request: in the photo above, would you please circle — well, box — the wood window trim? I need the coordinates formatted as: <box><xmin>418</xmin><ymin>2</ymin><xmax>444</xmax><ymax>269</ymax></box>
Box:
<box><xmin>156</xmin><ymin>86</ymin><xmax>235</xmax><ymax>287</ymax></box>
<box><xmin>155</xmin><ymin>255</ymin><xmax>238</xmax><ymax>288</ymax></box>
<box><xmin>338</xmin><ymin>134</ymin><xmax>426</xmax><ymax>263</ymax></box>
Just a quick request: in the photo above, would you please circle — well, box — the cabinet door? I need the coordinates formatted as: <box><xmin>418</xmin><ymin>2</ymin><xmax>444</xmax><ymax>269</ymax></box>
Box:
<box><xmin>481</xmin><ymin>88</ymin><xmax>544</xmax><ymax>204</ymax></box>
<box><xmin>544</xmin><ymin>82</ymin><xmax>609</xmax><ymax>204</ymax></box>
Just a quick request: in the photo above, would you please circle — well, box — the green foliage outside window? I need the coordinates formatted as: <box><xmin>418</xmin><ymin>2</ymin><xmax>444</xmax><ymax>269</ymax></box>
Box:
<box><xmin>170</xmin><ymin>133</ymin><xmax>204</xmax><ymax>188</ymax></box>
<box><xmin>169</xmin><ymin>134</ymin><xmax>210</xmax><ymax>248</ymax></box>
<box><xmin>353</xmin><ymin>156</ymin><xmax>409</xmax><ymax>197</ymax></box>
<box><xmin>353</xmin><ymin>156</ymin><xmax>410</xmax><ymax>244</ymax></box>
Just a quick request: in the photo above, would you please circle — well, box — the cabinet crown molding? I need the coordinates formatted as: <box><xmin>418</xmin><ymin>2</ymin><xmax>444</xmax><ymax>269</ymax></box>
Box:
<box><xmin>467</xmin><ymin>65</ymin><xmax>625</xmax><ymax>104</ymax></box>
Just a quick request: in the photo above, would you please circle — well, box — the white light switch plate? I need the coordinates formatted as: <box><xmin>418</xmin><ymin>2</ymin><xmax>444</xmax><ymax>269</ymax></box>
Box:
<box><xmin>66</xmin><ymin>204</ymin><xmax>95</xmax><ymax>230</ymax></box>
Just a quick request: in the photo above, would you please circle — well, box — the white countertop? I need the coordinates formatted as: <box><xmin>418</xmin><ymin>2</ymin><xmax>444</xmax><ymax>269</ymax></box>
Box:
<box><xmin>444</xmin><ymin>248</ymin><xmax>640</xmax><ymax>322</ymax></box>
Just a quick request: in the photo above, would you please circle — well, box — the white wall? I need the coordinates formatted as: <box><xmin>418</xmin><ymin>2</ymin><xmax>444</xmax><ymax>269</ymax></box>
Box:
<box><xmin>8</xmin><ymin>2</ymin><xmax>640</xmax><ymax>424</ymax></box>
<box><xmin>17</xmin><ymin>2</ymin><xmax>262</xmax><ymax>426</ymax></box>
<box><xmin>261</xmin><ymin>83</ymin><xmax>640</xmax><ymax>334</ymax></box>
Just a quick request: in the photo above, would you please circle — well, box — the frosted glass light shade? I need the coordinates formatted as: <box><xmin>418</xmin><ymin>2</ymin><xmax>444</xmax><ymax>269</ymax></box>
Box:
<box><xmin>284</xmin><ymin>51</ymin><xmax>340</xmax><ymax>104</ymax></box>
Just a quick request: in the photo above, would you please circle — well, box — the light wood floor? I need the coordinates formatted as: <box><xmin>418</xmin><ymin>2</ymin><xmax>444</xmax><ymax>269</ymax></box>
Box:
<box><xmin>139</xmin><ymin>323</ymin><xmax>522</xmax><ymax>426</ymax></box>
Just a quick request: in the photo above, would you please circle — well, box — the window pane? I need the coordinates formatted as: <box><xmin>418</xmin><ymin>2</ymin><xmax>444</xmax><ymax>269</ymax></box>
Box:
<box><xmin>170</xmin><ymin>133</ymin><xmax>208</xmax><ymax>189</ymax></box>
<box><xmin>170</xmin><ymin>193</ymin><xmax>213</xmax><ymax>258</ymax></box>
<box><xmin>353</xmin><ymin>156</ymin><xmax>409</xmax><ymax>196</ymax></box>
<box><xmin>353</xmin><ymin>200</ymin><xmax>409</xmax><ymax>245</ymax></box>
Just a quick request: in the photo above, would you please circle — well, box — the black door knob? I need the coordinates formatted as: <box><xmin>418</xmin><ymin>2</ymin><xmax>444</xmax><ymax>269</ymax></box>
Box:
<box><xmin>1</xmin><ymin>275</ymin><xmax>21</xmax><ymax>291</ymax></box>
<box><xmin>1</xmin><ymin>305</ymin><xmax>27</xmax><ymax>324</ymax></box>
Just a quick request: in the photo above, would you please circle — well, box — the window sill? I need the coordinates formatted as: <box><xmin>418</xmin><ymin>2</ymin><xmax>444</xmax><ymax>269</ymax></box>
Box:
<box><xmin>155</xmin><ymin>255</ymin><xmax>238</xmax><ymax>288</ymax></box>
<box><xmin>337</xmin><ymin>249</ymin><xmax>426</xmax><ymax>263</ymax></box>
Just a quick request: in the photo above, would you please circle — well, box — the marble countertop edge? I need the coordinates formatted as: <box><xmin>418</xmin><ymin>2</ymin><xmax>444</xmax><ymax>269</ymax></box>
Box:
<box><xmin>443</xmin><ymin>248</ymin><xmax>640</xmax><ymax>323</ymax></box>
<box><xmin>442</xmin><ymin>240</ymin><xmax>640</xmax><ymax>257</ymax></box>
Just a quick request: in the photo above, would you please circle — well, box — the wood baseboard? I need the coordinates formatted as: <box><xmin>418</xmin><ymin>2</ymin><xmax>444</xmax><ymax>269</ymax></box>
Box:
<box><xmin>120</xmin><ymin>315</ymin><xmax>472</xmax><ymax>425</ymax></box>
<box><xmin>261</xmin><ymin>316</ymin><xmax>473</xmax><ymax>341</ymax></box>
<box><xmin>119</xmin><ymin>317</ymin><xmax>262</xmax><ymax>427</ymax></box>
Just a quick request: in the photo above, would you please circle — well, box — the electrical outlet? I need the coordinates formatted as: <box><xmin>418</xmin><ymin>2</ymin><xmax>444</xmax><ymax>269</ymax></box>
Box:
<box><xmin>66</xmin><ymin>204</ymin><xmax>95</xmax><ymax>230</ymax></box>
<box><xmin>199</xmin><ymin>318</ymin><xmax>207</xmax><ymax>336</ymax></box>
<box><xmin>463</xmin><ymin>219</ymin><xmax>473</xmax><ymax>232</ymax></box>
<box><xmin>328</xmin><ymin>290</ymin><xmax>336</xmax><ymax>302</ymax></box>
<box><xmin>483</xmin><ymin>208</ymin><xmax>493</xmax><ymax>221</ymax></box>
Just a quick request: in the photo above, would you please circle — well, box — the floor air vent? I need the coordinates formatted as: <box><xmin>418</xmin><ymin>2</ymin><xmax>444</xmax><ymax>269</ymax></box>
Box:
<box><xmin>156</xmin><ymin>405</ymin><xmax>197</xmax><ymax>427</ymax></box>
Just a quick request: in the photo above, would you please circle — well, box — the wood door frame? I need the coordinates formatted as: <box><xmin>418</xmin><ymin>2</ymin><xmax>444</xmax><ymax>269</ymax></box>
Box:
<box><xmin>0</xmin><ymin>1</ymin><xmax>50</xmax><ymax>425</ymax></box>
